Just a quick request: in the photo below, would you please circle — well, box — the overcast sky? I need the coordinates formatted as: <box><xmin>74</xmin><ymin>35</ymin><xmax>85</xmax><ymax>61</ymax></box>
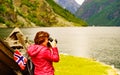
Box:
<box><xmin>75</xmin><ymin>0</ymin><xmax>85</xmax><ymax>5</ymax></box>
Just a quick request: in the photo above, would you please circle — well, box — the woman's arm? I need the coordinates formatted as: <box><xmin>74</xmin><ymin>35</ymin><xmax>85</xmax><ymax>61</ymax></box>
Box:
<box><xmin>41</xmin><ymin>47</ymin><xmax>59</xmax><ymax>62</ymax></box>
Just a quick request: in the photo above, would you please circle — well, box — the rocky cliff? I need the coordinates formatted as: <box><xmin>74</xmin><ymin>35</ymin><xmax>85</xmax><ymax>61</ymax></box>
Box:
<box><xmin>0</xmin><ymin>0</ymin><xmax>87</xmax><ymax>27</ymax></box>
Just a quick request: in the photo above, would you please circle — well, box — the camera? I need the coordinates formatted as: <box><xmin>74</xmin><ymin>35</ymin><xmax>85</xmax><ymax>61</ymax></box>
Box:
<box><xmin>47</xmin><ymin>37</ymin><xmax>57</xmax><ymax>47</ymax></box>
<box><xmin>48</xmin><ymin>37</ymin><xmax>57</xmax><ymax>43</ymax></box>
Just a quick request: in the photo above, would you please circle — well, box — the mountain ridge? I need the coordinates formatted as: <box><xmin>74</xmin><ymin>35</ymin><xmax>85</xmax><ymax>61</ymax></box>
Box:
<box><xmin>75</xmin><ymin>0</ymin><xmax>120</xmax><ymax>26</ymax></box>
<box><xmin>0</xmin><ymin>0</ymin><xmax>87</xmax><ymax>28</ymax></box>
<box><xmin>54</xmin><ymin>0</ymin><xmax>80</xmax><ymax>14</ymax></box>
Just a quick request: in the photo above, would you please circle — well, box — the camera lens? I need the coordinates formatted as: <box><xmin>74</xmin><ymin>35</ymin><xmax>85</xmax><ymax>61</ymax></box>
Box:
<box><xmin>48</xmin><ymin>37</ymin><xmax>57</xmax><ymax>43</ymax></box>
<box><xmin>48</xmin><ymin>37</ymin><xmax>53</xmax><ymax>42</ymax></box>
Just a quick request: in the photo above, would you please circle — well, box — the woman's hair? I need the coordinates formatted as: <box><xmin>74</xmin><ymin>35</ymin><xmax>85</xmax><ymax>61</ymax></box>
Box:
<box><xmin>34</xmin><ymin>31</ymin><xmax>49</xmax><ymax>45</ymax></box>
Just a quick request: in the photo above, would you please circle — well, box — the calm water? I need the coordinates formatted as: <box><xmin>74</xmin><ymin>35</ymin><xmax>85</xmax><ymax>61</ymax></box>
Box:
<box><xmin>0</xmin><ymin>27</ymin><xmax>120</xmax><ymax>68</ymax></box>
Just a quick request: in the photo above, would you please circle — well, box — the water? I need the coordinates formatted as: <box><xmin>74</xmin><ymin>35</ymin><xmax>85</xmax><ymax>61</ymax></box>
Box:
<box><xmin>0</xmin><ymin>27</ymin><xmax>120</xmax><ymax>68</ymax></box>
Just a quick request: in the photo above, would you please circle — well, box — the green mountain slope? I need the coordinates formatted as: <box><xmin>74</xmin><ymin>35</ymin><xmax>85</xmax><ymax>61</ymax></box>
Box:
<box><xmin>0</xmin><ymin>0</ymin><xmax>87</xmax><ymax>27</ymax></box>
<box><xmin>76</xmin><ymin>0</ymin><xmax>120</xmax><ymax>26</ymax></box>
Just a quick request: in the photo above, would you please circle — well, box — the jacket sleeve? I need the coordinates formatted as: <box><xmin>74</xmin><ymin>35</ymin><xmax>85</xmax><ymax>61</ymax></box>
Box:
<box><xmin>42</xmin><ymin>47</ymin><xmax>59</xmax><ymax>62</ymax></box>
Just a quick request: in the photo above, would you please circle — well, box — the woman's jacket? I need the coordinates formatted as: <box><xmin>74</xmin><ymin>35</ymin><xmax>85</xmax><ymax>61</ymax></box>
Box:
<box><xmin>27</xmin><ymin>44</ymin><xmax>59</xmax><ymax>75</ymax></box>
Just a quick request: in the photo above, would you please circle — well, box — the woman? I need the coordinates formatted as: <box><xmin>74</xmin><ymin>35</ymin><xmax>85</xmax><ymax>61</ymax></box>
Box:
<box><xmin>27</xmin><ymin>31</ymin><xmax>59</xmax><ymax>75</ymax></box>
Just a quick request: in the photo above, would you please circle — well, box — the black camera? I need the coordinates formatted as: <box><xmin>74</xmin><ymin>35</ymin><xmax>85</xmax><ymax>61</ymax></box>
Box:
<box><xmin>48</xmin><ymin>37</ymin><xmax>57</xmax><ymax>43</ymax></box>
<box><xmin>47</xmin><ymin>37</ymin><xmax>57</xmax><ymax>47</ymax></box>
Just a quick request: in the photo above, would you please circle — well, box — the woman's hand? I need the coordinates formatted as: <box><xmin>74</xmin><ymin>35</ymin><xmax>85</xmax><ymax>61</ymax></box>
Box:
<box><xmin>49</xmin><ymin>39</ymin><xmax>57</xmax><ymax>47</ymax></box>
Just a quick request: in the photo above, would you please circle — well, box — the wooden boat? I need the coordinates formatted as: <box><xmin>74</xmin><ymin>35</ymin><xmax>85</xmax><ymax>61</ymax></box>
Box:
<box><xmin>0</xmin><ymin>38</ymin><xmax>22</xmax><ymax>75</ymax></box>
<box><xmin>5</xmin><ymin>27</ymin><xmax>31</xmax><ymax>55</ymax></box>
<box><xmin>0</xmin><ymin>27</ymin><xmax>33</xmax><ymax>75</ymax></box>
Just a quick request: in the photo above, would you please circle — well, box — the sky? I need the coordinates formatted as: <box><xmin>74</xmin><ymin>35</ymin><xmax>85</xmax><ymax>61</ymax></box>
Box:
<box><xmin>75</xmin><ymin>0</ymin><xmax>85</xmax><ymax>5</ymax></box>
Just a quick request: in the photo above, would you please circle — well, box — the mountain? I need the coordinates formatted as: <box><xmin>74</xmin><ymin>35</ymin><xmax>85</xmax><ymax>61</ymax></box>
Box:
<box><xmin>54</xmin><ymin>0</ymin><xmax>80</xmax><ymax>14</ymax></box>
<box><xmin>75</xmin><ymin>0</ymin><xmax>120</xmax><ymax>26</ymax></box>
<box><xmin>0</xmin><ymin>0</ymin><xmax>87</xmax><ymax>28</ymax></box>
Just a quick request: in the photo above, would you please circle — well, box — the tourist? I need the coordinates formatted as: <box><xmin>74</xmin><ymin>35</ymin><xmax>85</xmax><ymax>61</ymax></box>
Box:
<box><xmin>27</xmin><ymin>31</ymin><xmax>59</xmax><ymax>75</ymax></box>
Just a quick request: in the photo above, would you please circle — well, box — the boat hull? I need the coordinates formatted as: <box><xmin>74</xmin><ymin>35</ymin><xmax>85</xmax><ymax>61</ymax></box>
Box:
<box><xmin>0</xmin><ymin>39</ymin><xmax>22</xmax><ymax>75</ymax></box>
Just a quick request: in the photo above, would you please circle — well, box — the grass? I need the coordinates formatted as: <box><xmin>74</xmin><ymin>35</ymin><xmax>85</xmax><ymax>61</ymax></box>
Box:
<box><xmin>54</xmin><ymin>54</ymin><xmax>117</xmax><ymax>75</ymax></box>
